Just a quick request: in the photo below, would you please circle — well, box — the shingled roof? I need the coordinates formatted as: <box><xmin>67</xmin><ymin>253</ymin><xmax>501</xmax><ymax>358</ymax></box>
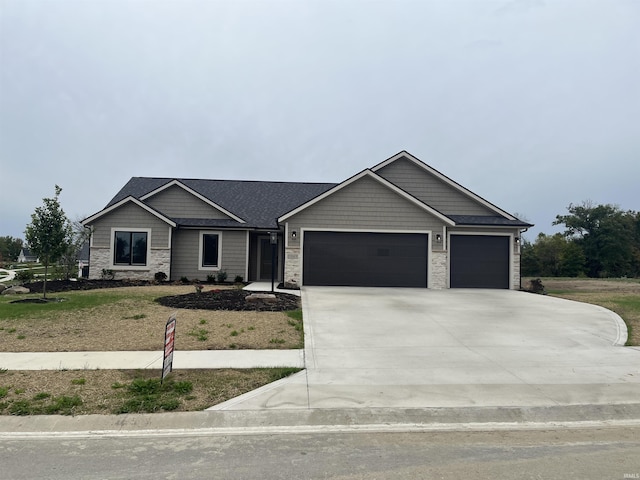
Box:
<box><xmin>107</xmin><ymin>177</ymin><xmax>338</xmax><ymax>229</ymax></box>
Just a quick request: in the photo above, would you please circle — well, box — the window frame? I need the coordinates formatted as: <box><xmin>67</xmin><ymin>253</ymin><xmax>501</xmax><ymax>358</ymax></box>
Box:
<box><xmin>198</xmin><ymin>230</ymin><xmax>222</xmax><ymax>271</ymax></box>
<box><xmin>110</xmin><ymin>228</ymin><xmax>151</xmax><ymax>270</ymax></box>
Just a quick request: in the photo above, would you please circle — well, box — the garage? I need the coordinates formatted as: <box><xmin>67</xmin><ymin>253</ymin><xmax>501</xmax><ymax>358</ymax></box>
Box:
<box><xmin>303</xmin><ymin>231</ymin><xmax>428</xmax><ymax>287</ymax></box>
<box><xmin>450</xmin><ymin>235</ymin><xmax>510</xmax><ymax>288</ymax></box>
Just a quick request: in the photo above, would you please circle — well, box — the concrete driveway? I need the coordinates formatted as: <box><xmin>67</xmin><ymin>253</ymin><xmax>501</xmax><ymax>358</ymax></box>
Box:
<box><xmin>213</xmin><ymin>287</ymin><xmax>640</xmax><ymax>410</ymax></box>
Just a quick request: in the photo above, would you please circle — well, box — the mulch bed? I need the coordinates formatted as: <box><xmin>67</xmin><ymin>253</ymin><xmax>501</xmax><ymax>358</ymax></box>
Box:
<box><xmin>23</xmin><ymin>279</ymin><xmax>151</xmax><ymax>293</ymax></box>
<box><xmin>156</xmin><ymin>289</ymin><xmax>300</xmax><ymax>312</ymax></box>
<box><xmin>19</xmin><ymin>279</ymin><xmax>300</xmax><ymax>312</ymax></box>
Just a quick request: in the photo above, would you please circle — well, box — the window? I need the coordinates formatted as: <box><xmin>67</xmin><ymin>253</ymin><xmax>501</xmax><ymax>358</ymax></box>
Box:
<box><xmin>114</xmin><ymin>231</ymin><xmax>148</xmax><ymax>266</ymax></box>
<box><xmin>199</xmin><ymin>231</ymin><xmax>222</xmax><ymax>270</ymax></box>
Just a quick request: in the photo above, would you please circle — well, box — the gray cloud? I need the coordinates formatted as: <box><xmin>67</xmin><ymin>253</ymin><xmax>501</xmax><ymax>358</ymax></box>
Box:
<box><xmin>1</xmin><ymin>0</ymin><xmax>638</xmax><ymax>241</ymax></box>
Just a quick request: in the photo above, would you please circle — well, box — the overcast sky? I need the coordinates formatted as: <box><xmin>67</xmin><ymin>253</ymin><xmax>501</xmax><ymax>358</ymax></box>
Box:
<box><xmin>1</xmin><ymin>0</ymin><xmax>638</xmax><ymax>243</ymax></box>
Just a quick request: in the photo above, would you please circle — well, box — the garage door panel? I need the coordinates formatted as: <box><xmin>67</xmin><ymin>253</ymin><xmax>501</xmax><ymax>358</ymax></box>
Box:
<box><xmin>303</xmin><ymin>232</ymin><xmax>428</xmax><ymax>287</ymax></box>
<box><xmin>450</xmin><ymin>235</ymin><xmax>509</xmax><ymax>289</ymax></box>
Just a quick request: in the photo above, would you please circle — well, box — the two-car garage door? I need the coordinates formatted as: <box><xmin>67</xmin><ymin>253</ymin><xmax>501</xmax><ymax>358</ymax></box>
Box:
<box><xmin>301</xmin><ymin>231</ymin><xmax>510</xmax><ymax>289</ymax></box>
<box><xmin>303</xmin><ymin>231</ymin><xmax>428</xmax><ymax>287</ymax></box>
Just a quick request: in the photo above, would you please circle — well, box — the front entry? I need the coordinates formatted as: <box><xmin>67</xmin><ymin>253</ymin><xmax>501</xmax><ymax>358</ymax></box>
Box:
<box><xmin>258</xmin><ymin>235</ymin><xmax>279</xmax><ymax>281</ymax></box>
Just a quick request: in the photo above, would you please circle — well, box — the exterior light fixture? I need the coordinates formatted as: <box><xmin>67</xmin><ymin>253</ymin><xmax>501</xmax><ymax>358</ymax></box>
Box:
<box><xmin>435</xmin><ymin>234</ymin><xmax>442</xmax><ymax>243</ymax></box>
<box><xmin>515</xmin><ymin>237</ymin><xmax>520</xmax><ymax>245</ymax></box>
<box><xmin>291</xmin><ymin>230</ymin><xmax>297</xmax><ymax>239</ymax></box>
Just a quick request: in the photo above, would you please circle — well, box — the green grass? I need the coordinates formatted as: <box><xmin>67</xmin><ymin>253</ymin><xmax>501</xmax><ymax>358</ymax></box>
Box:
<box><xmin>115</xmin><ymin>377</ymin><xmax>193</xmax><ymax>414</ymax></box>
<box><xmin>0</xmin><ymin>290</ymin><xmax>129</xmax><ymax>320</ymax></box>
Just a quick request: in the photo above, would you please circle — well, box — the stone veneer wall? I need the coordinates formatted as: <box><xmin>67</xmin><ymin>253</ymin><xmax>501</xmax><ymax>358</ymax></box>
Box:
<box><xmin>283</xmin><ymin>247</ymin><xmax>301</xmax><ymax>289</ymax></box>
<box><xmin>512</xmin><ymin>252</ymin><xmax>521</xmax><ymax>290</ymax></box>
<box><xmin>430</xmin><ymin>250</ymin><xmax>447</xmax><ymax>289</ymax></box>
<box><xmin>89</xmin><ymin>247</ymin><xmax>171</xmax><ymax>280</ymax></box>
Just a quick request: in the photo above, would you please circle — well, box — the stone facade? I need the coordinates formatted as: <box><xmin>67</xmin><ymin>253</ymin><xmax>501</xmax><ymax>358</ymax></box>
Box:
<box><xmin>430</xmin><ymin>250</ymin><xmax>448</xmax><ymax>289</ymax></box>
<box><xmin>283</xmin><ymin>247</ymin><xmax>301</xmax><ymax>289</ymax></box>
<box><xmin>512</xmin><ymin>252</ymin><xmax>521</xmax><ymax>290</ymax></box>
<box><xmin>89</xmin><ymin>247</ymin><xmax>171</xmax><ymax>281</ymax></box>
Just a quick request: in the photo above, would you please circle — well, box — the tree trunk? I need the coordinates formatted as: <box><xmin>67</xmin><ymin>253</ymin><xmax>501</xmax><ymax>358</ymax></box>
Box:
<box><xmin>43</xmin><ymin>259</ymin><xmax>48</xmax><ymax>299</ymax></box>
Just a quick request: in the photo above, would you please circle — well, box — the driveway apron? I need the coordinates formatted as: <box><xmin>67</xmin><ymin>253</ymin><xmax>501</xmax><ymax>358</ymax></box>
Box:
<box><xmin>212</xmin><ymin>287</ymin><xmax>640</xmax><ymax>411</ymax></box>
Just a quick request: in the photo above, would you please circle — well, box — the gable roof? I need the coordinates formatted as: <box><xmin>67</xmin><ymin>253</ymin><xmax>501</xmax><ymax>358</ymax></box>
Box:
<box><xmin>278</xmin><ymin>169</ymin><xmax>455</xmax><ymax>225</ymax></box>
<box><xmin>105</xmin><ymin>177</ymin><xmax>337</xmax><ymax>229</ymax></box>
<box><xmin>82</xmin><ymin>196</ymin><xmax>177</xmax><ymax>227</ymax></box>
<box><xmin>139</xmin><ymin>180</ymin><xmax>246</xmax><ymax>223</ymax></box>
<box><xmin>372</xmin><ymin>151</ymin><xmax>519</xmax><ymax>221</ymax></box>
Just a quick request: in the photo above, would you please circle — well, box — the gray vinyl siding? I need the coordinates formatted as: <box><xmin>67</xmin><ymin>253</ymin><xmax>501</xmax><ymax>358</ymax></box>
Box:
<box><xmin>171</xmin><ymin>229</ymin><xmax>247</xmax><ymax>281</ymax></box>
<box><xmin>376</xmin><ymin>156</ymin><xmax>497</xmax><ymax>216</ymax></box>
<box><xmin>89</xmin><ymin>203</ymin><xmax>171</xmax><ymax>248</ymax></box>
<box><xmin>145</xmin><ymin>185</ymin><xmax>233</xmax><ymax>219</ymax></box>
<box><xmin>286</xmin><ymin>175</ymin><xmax>446</xmax><ymax>249</ymax></box>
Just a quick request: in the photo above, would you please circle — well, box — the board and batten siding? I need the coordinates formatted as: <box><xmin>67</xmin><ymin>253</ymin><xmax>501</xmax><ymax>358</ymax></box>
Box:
<box><xmin>376</xmin><ymin>156</ymin><xmax>497</xmax><ymax>216</ymax></box>
<box><xmin>285</xmin><ymin>175</ymin><xmax>446</xmax><ymax>248</ymax></box>
<box><xmin>171</xmin><ymin>229</ymin><xmax>247</xmax><ymax>281</ymax></box>
<box><xmin>144</xmin><ymin>185</ymin><xmax>232</xmax><ymax>219</ymax></box>
<box><xmin>90</xmin><ymin>203</ymin><xmax>171</xmax><ymax>248</ymax></box>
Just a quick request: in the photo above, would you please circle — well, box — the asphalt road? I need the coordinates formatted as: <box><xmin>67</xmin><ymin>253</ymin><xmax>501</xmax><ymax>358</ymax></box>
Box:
<box><xmin>2</xmin><ymin>426</ymin><xmax>639</xmax><ymax>479</ymax></box>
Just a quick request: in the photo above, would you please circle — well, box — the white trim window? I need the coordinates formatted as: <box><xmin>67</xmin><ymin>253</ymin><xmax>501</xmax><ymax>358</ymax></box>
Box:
<box><xmin>111</xmin><ymin>228</ymin><xmax>151</xmax><ymax>269</ymax></box>
<box><xmin>199</xmin><ymin>231</ymin><xmax>222</xmax><ymax>270</ymax></box>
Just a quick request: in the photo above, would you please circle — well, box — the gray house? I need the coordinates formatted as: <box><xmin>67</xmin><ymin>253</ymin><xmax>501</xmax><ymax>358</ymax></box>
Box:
<box><xmin>82</xmin><ymin>151</ymin><xmax>532</xmax><ymax>289</ymax></box>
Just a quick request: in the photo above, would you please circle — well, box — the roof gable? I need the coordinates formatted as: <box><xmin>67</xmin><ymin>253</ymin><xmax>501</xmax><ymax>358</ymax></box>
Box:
<box><xmin>279</xmin><ymin>169</ymin><xmax>455</xmax><ymax>225</ymax></box>
<box><xmin>372</xmin><ymin>151</ymin><xmax>517</xmax><ymax>220</ymax></box>
<box><xmin>81</xmin><ymin>196</ymin><xmax>177</xmax><ymax>227</ymax></box>
<box><xmin>140</xmin><ymin>180</ymin><xmax>245</xmax><ymax>223</ymax></box>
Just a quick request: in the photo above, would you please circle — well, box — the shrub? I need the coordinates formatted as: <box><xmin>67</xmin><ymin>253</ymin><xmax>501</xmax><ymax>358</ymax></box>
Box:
<box><xmin>101</xmin><ymin>269</ymin><xmax>115</xmax><ymax>280</ymax></box>
<box><xmin>180</xmin><ymin>276</ymin><xmax>189</xmax><ymax>284</ymax></box>
<box><xmin>154</xmin><ymin>271</ymin><xmax>167</xmax><ymax>283</ymax></box>
<box><xmin>206</xmin><ymin>274</ymin><xmax>216</xmax><ymax>283</ymax></box>
<box><xmin>15</xmin><ymin>270</ymin><xmax>34</xmax><ymax>284</ymax></box>
<box><xmin>234</xmin><ymin>275</ymin><xmax>244</xmax><ymax>283</ymax></box>
<box><xmin>216</xmin><ymin>270</ymin><xmax>228</xmax><ymax>283</ymax></box>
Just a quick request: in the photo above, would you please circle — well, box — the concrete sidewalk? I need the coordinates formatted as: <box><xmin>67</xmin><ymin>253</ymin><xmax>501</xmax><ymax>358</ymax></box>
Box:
<box><xmin>0</xmin><ymin>350</ymin><xmax>304</xmax><ymax>370</ymax></box>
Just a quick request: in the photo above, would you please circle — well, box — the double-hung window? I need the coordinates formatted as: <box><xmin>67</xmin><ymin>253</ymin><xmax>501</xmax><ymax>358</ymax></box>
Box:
<box><xmin>199</xmin><ymin>231</ymin><xmax>222</xmax><ymax>270</ymax></box>
<box><xmin>114</xmin><ymin>231</ymin><xmax>148</xmax><ymax>266</ymax></box>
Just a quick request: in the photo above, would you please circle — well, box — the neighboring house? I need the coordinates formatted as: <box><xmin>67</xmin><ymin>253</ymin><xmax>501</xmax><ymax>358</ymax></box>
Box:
<box><xmin>81</xmin><ymin>151</ymin><xmax>532</xmax><ymax>289</ymax></box>
<box><xmin>17</xmin><ymin>248</ymin><xmax>38</xmax><ymax>263</ymax></box>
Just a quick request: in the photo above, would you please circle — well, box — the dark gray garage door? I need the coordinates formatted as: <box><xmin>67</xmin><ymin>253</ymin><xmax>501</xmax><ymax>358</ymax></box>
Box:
<box><xmin>303</xmin><ymin>231</ymin><xmax>428</xmax><ymax>287</ymax></box>
<box><xmin>450</xmin><ymin>235</ymin><xmax>509</xmax><ymax>288</ymax></box>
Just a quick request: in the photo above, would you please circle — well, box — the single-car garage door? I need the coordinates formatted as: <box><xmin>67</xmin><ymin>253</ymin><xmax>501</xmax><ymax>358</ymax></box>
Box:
<box><xmin>450</xmin><ymin>235</ymin><xmax>510</xmax><ymax>288</ymax></box>
<box><xmin>303</xmin><ymin>231</ymin><xmax>428</xmax><ymax>287</ymax></box>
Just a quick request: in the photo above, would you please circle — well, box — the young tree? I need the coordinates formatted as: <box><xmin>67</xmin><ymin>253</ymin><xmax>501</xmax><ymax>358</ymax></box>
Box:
<box><xmin>58</xmin><ymin>218</ymin><xmax>92</xmax><ymax>280</ymax></box>
<box><xmin>24</xmin><ymin>185</ymin><xmax>73</xmax><ymax>298</ymax></box>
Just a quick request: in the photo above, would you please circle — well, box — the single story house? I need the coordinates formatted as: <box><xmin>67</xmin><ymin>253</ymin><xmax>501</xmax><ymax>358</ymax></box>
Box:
<box><xmin>81</xmin><ymin>151</ymin><xmax>532</xmax><ymax>289</ymax></box>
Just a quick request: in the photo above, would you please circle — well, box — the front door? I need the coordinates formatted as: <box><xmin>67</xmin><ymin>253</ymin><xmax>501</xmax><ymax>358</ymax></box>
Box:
<box><xmin>258</xmin><ymin>236</ymin><xmax>279</xmax><ymax>281</ymax></box>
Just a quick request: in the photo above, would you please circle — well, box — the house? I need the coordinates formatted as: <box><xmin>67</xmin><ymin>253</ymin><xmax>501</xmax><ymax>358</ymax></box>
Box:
<box><xmin>17</xmin><ymin>248</ymin><xmax>38</xmax><ymax>263</ymax></box>
<box><xmin>81</xmin><ymin>151</ymin><xmax>532</xmax><ymax>289</ymax></box>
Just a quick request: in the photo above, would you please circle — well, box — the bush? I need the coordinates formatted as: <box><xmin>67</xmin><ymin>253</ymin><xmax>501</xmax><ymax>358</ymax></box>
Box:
<box><xmin>234</xmin><ymin>275</ymin><xmax>244</xmax><ymax>283</ymax></box>
<box><xmin>206</xmin><ymin>274</ymin><xmax>216</xmax><ymax>283</ymax></box>
<box><xmin>216</xmin><ymin>270</ymin><xmax>227</xmax><ymax>283</ymax></box>
<box><xmin>101</xmin><ymin>269</ymin><xmax>115</xmax><ymax>280</ymax></box>
<box><xmin>180</xmin><ymin>276</ymin><xmax>189</xmax><ymax>284</ymax></box>
<box><xmin>15</xmin><ymin>270</ymin><xmax>34</xmax><ymax>284</ymax></box>
<box><xmin>154</xmin><ymin>271</ymin><xmax>167</xmax><ymax>283</ymax></box>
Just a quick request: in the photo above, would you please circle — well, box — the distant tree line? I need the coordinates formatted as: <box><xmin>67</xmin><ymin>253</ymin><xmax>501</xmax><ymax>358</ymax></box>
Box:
<box><xmin>0</xmin><ymin>236</ymin><xmax>24</xmax><ymax>264</ymax></box>
<box><xmin>522</xmin><ymin>202</ymin><xmax>640</xmax><ymax>278</ymax></box>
